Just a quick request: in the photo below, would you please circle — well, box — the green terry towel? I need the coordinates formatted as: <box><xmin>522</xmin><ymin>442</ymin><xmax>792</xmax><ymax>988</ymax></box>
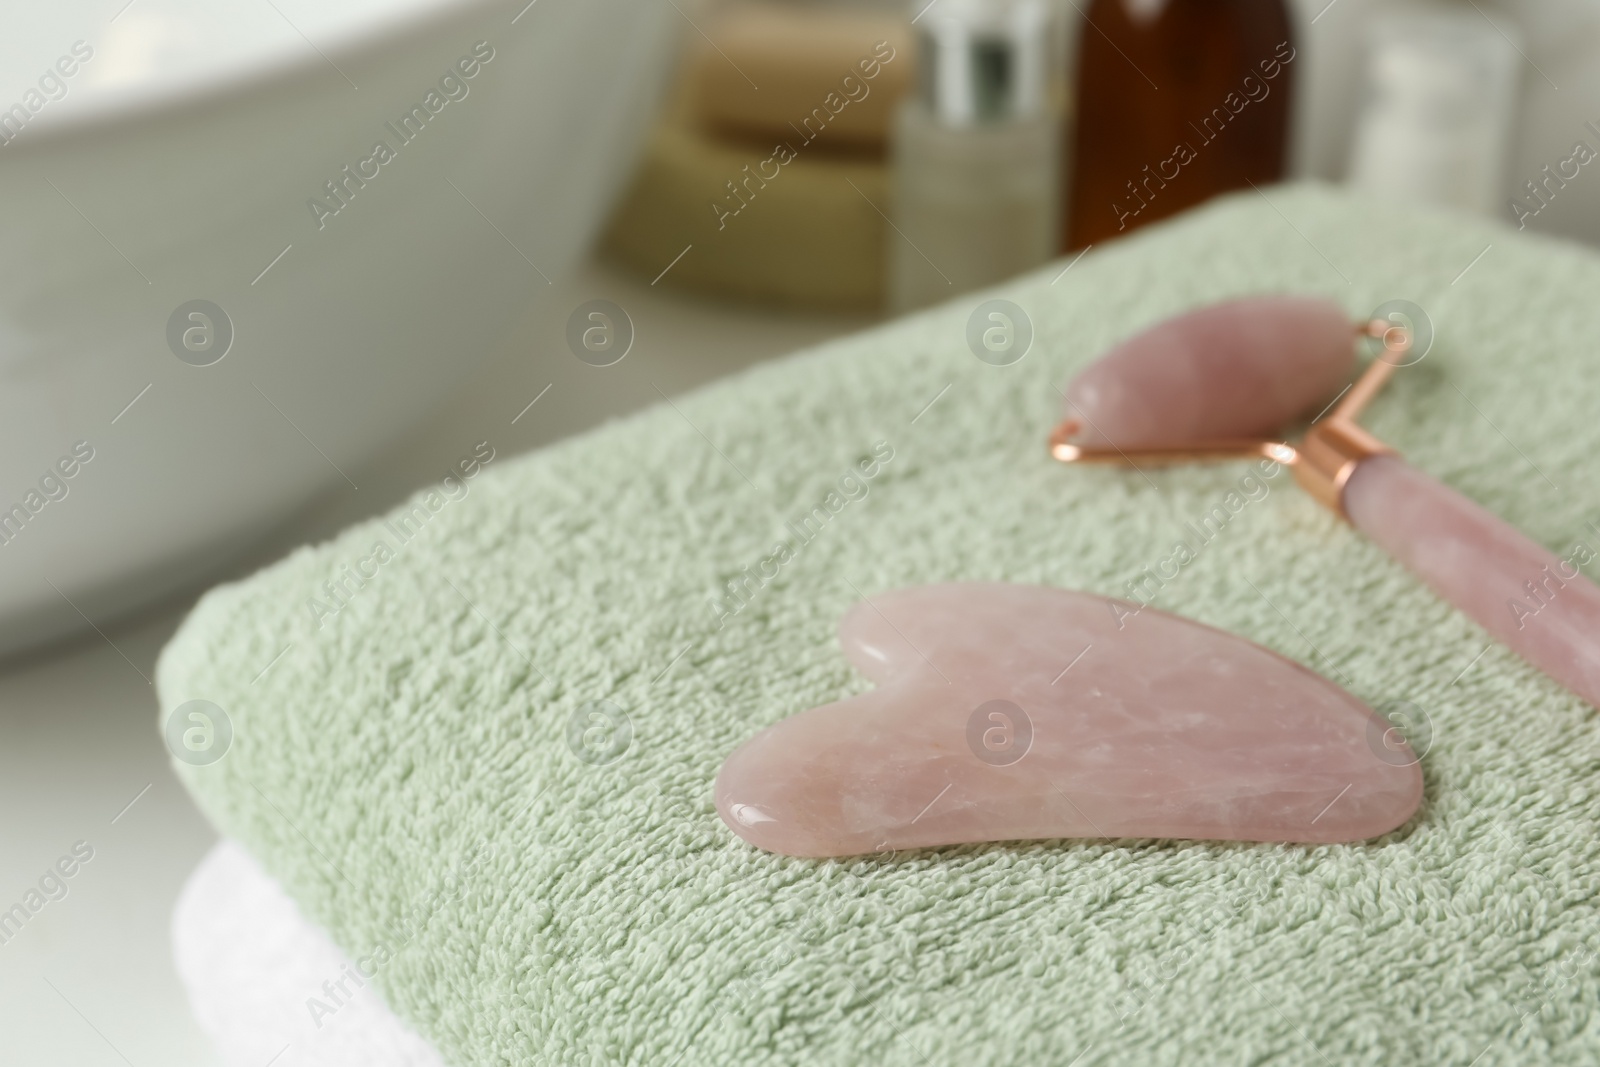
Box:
<box><xmin>159</xmin><ymin>184</ymin><xmax>1600</xmax><ymax>1066</ymax></box>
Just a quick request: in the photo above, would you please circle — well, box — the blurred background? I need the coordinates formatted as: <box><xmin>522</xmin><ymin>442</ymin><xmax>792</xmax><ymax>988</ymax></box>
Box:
<box><xmin>2</xmin><ymin>0</ymin><xmax>1597</xmax><ymax>1062</ymax></box>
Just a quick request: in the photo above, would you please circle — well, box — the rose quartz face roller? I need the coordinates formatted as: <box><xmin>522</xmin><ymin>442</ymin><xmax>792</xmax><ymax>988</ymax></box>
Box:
<box><xmin>718</xmin><ymin>295</ymin><xmax>1572</xmax><ymax>861</ymax></box>
<box><xmin>1052</xmin><ymin>295</ymin><xmax>1600</xmax><ymax>708</ymax></box>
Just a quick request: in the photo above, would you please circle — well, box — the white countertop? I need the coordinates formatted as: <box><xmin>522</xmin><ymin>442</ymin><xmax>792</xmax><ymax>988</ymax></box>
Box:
<box><xmin>0</xmin><ymin>257</ymin><xmax>871</xmax><ymax>1065</ymax></box>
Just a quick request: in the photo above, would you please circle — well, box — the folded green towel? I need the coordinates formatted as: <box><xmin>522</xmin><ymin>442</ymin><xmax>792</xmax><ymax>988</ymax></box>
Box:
<box><xmin>160</xmin><ymin>184</ymin><xmax>1600</xmax><ymax>1066</ymax></box>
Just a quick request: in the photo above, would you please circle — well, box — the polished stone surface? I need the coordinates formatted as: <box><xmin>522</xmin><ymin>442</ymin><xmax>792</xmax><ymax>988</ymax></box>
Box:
<box><xmin>1347</xmin><ymin>454</ymin><xmax>1600</xmax><ymax>707</ymax></box>
<box><xmin>1062</xmin><ymin>295</ymin><xmax>1354</xmax><ymax>447</ymax></box>
<box><xmin>716</xmin><ymin>583</ymin><xmax>1423</xmax><ymax>857</ymax></box>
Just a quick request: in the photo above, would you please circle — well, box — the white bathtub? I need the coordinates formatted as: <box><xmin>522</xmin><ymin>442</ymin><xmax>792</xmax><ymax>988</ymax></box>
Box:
<box><xmin>0</xmin><ymin>0</ymin><xmax>679</xmax><ymax>654</ymax></box>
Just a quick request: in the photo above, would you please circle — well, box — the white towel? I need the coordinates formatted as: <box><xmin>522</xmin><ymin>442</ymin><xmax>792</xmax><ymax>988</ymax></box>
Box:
<box><xmin>172</xmin><ymin>841</ymin><xmax>443</xmax><ymax>1067</ymax></box>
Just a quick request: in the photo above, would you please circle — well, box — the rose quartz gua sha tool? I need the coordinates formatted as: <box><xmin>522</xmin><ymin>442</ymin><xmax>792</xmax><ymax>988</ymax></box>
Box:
<box><xmin>716</xmin><ymin>583</ymin><xmax>1422</xmax><ymax>857</ymax></box>
<box><xmin>1052</xmin><ymin>294</ymin><xmax>1600</xmax><ymax>708</ymax></box>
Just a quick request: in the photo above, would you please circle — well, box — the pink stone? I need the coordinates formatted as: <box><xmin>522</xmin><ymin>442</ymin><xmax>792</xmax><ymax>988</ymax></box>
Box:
<box><xmin>1062</xmin><ymin>296</ymin><xmax>1355</xmax><ymax>448</ymax></box>
<box><xmin>1345</xmin><ymin>454</ymin><xmax>1600</xmax><ymax>706</ymax></box>
<box><xmin>716</xmin><ymin>583</ymin><xmax>1422</xmax><ymax>857</ymax></box>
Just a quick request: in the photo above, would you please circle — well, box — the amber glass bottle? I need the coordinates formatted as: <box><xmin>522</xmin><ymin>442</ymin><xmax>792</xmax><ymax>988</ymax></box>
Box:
<box><xmin>1064</xmin><ymin>0</ymin><xmax>1294</xmax><ymax>250</ymax></box>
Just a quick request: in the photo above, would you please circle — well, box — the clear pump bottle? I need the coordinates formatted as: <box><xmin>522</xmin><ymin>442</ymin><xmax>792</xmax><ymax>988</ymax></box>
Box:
<box><xmin>888</xmin><ymin>0</ymin><xmax>1060</xmax><ymax>312</ymax></box>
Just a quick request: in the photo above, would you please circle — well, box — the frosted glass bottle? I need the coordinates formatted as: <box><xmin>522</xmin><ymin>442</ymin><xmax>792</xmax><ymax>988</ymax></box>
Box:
<box><xmin>1346</xmin><ymin>9</ymin><xmax>1519</xmax><ymax>215</ymax></box>
<box><xmin>888</xmin><ymin>0</ymin><xmax>1061</xmax><ymax>312</ymax></box>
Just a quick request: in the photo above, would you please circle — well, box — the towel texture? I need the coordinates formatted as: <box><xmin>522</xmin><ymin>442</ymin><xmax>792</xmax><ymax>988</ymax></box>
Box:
<box><xmin>159</xmin><ymin>185</ymin><xmax>1600</xmax><ymax>1066</ymax></box>
<box><xmin>173</xmin><ymin>841</ymin><xmax>445</xmax><ymax>1067</ymax></box>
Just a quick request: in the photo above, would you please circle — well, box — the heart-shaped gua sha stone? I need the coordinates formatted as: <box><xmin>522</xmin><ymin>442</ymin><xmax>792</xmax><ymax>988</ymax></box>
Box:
<box><xmin>716</xmin><ymin>583</ymin><xmax>1422</xmax><ymax>857</ymax></box>
<box><xmin>1060</xmin><ymin>295</ymin><xmax>1354</xmax><ymax>448</ymax></box>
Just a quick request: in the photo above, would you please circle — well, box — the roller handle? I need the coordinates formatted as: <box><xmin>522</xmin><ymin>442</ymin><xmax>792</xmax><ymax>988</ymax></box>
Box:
<box><xmin>1344</xmin><ymin>454</ymin><xmax>1600</xmax><ymax>706</ymax></box>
